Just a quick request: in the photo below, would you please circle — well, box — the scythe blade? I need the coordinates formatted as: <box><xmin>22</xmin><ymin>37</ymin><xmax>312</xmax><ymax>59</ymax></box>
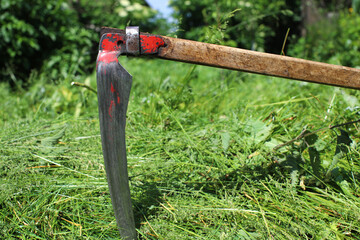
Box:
<box><xmin>96</xmin><ymin>33</ymin><xmax>136</xmax><ymax>239</ymax></box>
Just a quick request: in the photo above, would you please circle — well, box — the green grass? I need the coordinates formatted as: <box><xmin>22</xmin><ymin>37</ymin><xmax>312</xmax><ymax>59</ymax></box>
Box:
<box><xmin>1</xmin><ymin>57</ymin><xmax>360</xmax><ymax>239</ymax></box>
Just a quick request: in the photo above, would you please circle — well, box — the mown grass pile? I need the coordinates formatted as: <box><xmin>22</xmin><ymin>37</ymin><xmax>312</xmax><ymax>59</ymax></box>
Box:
<box><xmin>1</xmin><ymin>57</ymin><xmax>360</xmax><ymax>239</ymax></box>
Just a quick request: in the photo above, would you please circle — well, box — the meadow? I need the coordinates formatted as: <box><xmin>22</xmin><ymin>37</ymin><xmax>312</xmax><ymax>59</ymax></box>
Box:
<box><xmin>1</xmin><ymin>57</ymin><xmax>360</xmax><ymax>239</ymax></box>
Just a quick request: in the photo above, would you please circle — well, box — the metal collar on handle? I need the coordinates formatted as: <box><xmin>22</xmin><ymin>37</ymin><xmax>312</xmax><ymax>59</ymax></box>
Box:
<box><xmin>126</xmin><ymin>26</ymin><xmax>140</xmax><ymax>56</ymax></box>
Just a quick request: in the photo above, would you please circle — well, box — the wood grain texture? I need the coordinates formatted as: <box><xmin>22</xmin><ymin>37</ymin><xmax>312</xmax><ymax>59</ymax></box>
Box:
<box><xmin>96</xmin><ymin>60</ymin><xmax>136</xmax><ymax>239</ymax></box>
<box><xmin>159</xmin><ymin>36</ymin><xmax>360</xmax><ymax>90</ymax></box>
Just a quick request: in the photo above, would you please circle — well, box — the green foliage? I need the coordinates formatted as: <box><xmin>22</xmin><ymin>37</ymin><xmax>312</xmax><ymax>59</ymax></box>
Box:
<box><xmin>169</xmin><ymin>0</ymin><xmax>301</xmax><ymax>52</ymax></box>
<box><xmin>0</xmin><ymin>0</ymin><xmax>82</xmax><ymax>82</ymax></box>
<box><xmin>0</xmin><ymin>0</ymin><xmax>163</xmax><ymax>85</ymax></box>
<box><xmin>74</xmin><ymin>0</ymin><xmax>159</xmax><ymax>33</ymax></box>
<box><xmin>354</xmin><ymin>0</ymin><xmax>360</xmax><ymax>13</ymax></box>
<box><xmin>289</xmin><ymin>11</ymin><xmax>360</xmax><ymax>68</ymax></box>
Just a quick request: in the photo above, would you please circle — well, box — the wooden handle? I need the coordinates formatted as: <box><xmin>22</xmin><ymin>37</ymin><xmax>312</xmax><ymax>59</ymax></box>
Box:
<box><xmin>159</xmin><ymin>36</ymin><xmax>360</xmax><ymax>90</ymax></box>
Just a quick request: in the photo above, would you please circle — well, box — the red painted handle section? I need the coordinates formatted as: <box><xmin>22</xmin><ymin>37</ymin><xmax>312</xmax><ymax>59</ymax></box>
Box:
<box><xmin>140</xmin><ymin>34</ymin><xmax>165</xmax><ymax>54</ymax></box>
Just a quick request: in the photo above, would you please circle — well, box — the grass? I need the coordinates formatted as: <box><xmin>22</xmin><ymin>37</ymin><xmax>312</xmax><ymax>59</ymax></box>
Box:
<box><xmin>1</xmin><ymin>57</ymin><xmax>360</xmax><ymax>239</ymax></box>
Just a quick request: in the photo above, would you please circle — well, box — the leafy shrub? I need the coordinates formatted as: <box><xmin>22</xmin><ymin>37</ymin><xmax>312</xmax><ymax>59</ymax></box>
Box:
<box><xmin>0</xmin><ymin>0</ymin><xmax>82</xmax><ymax>83</ymax></box>
<box><xmin>0</xmin><ymin>0</ymin><xmax>162</xmax><ymax>85</ymax></box>
<box><xmin>289</xmin><ymin>11</ymin><xmax>360</xmax><ymax>68</ymax></box>
<box><xmin>169</xmin><ymin>0</ymin><xmax>301</xmax><ymax>53</ymax></box>
<box><xmin>74</xmin><ymin>0</ymin><xmax>159</xmax><ymax>33</ymax></box>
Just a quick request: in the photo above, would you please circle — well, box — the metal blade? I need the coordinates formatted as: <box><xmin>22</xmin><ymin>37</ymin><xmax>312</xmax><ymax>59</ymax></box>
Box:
<box><xmin>96</xmin><ymin>55</ymin><xmax>136</xmax><ymax>238</ymax></box>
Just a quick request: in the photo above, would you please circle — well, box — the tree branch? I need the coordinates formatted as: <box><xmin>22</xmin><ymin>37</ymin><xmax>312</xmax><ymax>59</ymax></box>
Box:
<box><xmin>273</xmin><ymin>119</ymin><xmax>360</xmax><ymax>151</ymax></box>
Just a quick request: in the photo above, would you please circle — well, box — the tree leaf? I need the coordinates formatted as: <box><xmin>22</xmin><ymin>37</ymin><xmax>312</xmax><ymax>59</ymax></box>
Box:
<box><xmin>326</xmin><ymin>129</ymin><xmax>352</xmax><ymax>176</ymax></box>
<box><xmin>244</xmin><ymin>120</ymin><xmax>273</xmax><ymax>145</ymax></box>
<box><xmin>305</xmin><ymin>134</ymin><xmax>322</xmax><ymax>177</ymax></box>
<box><xmin>221</xmin><ymin>131</ymin><xmax>231</xmax><ymax>151</ymax></box>
<box><xmin>41</xmin><ymin>126</ymin><xmax>66</xmax><ymax>147</ymax></box>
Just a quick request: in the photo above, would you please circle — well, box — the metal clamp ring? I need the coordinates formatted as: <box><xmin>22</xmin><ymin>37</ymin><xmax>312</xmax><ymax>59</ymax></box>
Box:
<box><xmin>125</xmin><ymin>26</ymin><xmax>140</xmax><ymax>56</ymax></box>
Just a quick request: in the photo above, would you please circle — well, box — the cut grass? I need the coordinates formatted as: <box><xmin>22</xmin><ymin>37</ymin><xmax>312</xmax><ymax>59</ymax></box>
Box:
<box><xmin>1</xmin><ymin>58</ymin><xmax>360</xmax><ymax>239</ymax></box>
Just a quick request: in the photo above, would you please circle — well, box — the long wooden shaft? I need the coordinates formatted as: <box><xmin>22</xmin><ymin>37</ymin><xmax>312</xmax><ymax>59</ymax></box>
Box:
<box><xmin>158</xmin><ymin>36</ymin><xmax>360</xmax><ymax>90</ymax></box>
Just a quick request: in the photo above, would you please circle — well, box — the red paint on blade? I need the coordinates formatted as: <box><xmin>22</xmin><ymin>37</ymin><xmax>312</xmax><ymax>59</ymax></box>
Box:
<box><xmin>97</xmin><ymin>52</ymin><xmax>118</xmax><ymax>65</ymax></box>
<box><xmin>97</xmin><ymin>34</ymin><xmax>125</xmax><ymax>68</ymax></box>
<box><xmin>109</xmin><ymin>100</ymin><xmax>115</xmax><ymax>118</ymax></box>
<box><xmin>101</xmin><ymin>34</ymin><xmax>125</xmax><ymax>51</ymax></box>
<box><xmin>110</xmin><ymin>83</ymin><xmax>121</xmax><ymax>104</ymax></box>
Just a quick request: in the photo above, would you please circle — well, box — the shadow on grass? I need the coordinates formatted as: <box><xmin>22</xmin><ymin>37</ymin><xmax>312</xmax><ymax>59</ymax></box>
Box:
<box><xmin>132</xmin><ymin>181</ymin><xmax>162</xmax><ymax>229</ymax></box>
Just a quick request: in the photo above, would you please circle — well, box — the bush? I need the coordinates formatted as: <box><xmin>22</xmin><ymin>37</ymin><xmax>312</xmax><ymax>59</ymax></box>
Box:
<box><xmin>169</xmin><ymin>0</ymin><xmax>301</xmax><ymax>53</ymax></box>
<box><xmin>0</xmin><ymin>0</ymin><xmax>82</xmax><ymax>83</ymax></box>
<box><xmin>289</xmin><ymin>11</ymin><xmax>360</xmax><ymax>68</ymax></box>
<box><xmin>74</xmin><ymin>0</ymin><xmax>159</xmax><ymax>33</ymax></box>
<box><xmin>0</xmin><ymin>0</ymin><xmax>162</xmax><ymax>85</ymax></box>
